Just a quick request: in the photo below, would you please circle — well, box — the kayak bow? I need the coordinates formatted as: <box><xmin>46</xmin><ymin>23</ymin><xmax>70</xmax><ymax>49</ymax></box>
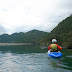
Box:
<box><xmin>48</xmin><ymin>50</ymin><xmax>62</xmax><ymax>58</ymax></box>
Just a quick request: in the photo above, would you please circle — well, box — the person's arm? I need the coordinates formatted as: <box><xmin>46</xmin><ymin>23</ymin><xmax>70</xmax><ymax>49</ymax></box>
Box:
<box><xmin>48</xmin><ymin>45</ymin><xmax>51</xmax><ymax>50</ymax></box>
<box><xmin>56</xmin><ymin>44</ymin><xmax>62</xmax><ymax>50</ymax></box>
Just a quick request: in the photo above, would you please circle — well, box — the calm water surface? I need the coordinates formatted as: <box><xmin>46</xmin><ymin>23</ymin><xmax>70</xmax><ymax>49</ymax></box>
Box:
<box><xmin>0</xmin><ymin>45</ymin><xmax>72</xmax><ymax>72</ymax></box>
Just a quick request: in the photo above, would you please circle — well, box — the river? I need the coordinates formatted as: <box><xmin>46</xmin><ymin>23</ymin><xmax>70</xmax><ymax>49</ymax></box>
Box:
<box><xmin>0</xmin><ymin>45</ymin><xmax>72</xmax><ymax>72</ymax></box>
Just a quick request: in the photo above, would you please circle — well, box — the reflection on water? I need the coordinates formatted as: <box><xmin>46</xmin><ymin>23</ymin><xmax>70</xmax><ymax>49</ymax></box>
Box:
<box><xmin>0</xmin><ymin>45</ymin><xmax>47</xmax><ymax>53</ymax></box>
<box><xmin>0</xmin><ymin>45</ymin><xmax>72</xmax><ymax>72</ymax></box>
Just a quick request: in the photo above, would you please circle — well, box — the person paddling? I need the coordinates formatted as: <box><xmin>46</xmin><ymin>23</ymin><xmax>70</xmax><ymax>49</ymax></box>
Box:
<box><xmin>48</xmin><ymin>39</ymin><xmax>62</xmax><ymax>52</ymax></box>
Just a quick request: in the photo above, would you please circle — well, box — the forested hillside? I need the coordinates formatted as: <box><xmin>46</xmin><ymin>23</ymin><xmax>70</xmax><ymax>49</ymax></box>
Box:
<box><xmin>47</xmin><ymin>15</ymin><xmax>72</xmax><ymax>48</ymax></box>
<box><xmin>0</xmin><ymin>30</ymin><xmax>48</xmax><ymax>44</ymax></box>
<box><xmin>51</xmin><ymin>15</ymin><xmax>72</xmax><ymax>34</ymax></box>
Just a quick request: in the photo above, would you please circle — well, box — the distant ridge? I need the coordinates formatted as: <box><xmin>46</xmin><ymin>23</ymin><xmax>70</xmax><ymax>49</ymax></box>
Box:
<box><xmin>0</xmin><ymin>29</ymin><xmax>48</xmax><ymax>44</ymax></box>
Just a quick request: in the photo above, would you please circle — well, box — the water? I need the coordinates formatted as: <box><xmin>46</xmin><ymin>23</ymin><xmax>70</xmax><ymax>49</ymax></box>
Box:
<box><xmin>0</xmin><ymin>45</ymin><xmax>72</xmax><ymax>72</ymax></box>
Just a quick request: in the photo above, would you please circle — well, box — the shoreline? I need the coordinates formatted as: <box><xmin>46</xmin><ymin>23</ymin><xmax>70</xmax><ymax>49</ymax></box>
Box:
<box><xmin>0</xmin><ymin>43</ymin><xmax>32</xmax><ymax>46</ymax></box>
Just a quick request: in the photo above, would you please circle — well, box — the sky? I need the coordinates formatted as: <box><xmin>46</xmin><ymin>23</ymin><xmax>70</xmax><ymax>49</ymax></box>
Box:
<box><xmin>0</xmin><ymin>0</ymin><xmax>72</xmax><ymax>35</ymax></box>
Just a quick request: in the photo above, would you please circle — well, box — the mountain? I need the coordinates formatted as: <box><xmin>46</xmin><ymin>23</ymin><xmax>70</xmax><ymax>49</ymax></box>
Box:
<box><xmin>50</xmin><ymin>15</ymin><xmax>72</xmax><ymax>48</ymax></box>
<box><xmin>0</xmin><ymin>29</ymin><xmax>48</xmax><ymax>44</ymax></box>
<box><xmin>0</xmin><ymin>15</ymin><xmax>72</xmax><ymax>48</ymax></box>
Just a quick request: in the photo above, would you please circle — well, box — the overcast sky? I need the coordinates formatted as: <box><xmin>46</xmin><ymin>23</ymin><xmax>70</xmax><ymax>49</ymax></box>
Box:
<box><xmin>0</xmin><ymin>0</ymin><xmax>72</xmax><ymax>35</ymax></box>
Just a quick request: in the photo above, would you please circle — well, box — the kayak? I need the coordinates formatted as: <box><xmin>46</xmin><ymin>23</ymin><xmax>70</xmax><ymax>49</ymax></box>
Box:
<box><xmin>48</xmin><ymin>50</ymin><xmax>62</xmax><ymax>58</ymax></box>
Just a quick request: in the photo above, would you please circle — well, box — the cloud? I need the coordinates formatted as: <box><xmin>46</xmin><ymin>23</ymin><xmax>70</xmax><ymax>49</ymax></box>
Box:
<box><xmin>0</xmin><ymin>24</ymin><xmax>6</xmax><ymax>35</ymax></box>
<box><xmin>0</xmin><ymin>0</ymin><xmax>72</xmax><ymax>34</ymax></box>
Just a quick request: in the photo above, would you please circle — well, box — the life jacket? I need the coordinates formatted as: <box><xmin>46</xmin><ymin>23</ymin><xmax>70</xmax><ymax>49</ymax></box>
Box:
<box><xmin>51</xmin><ymin>44</ymin><xmax>57</xmax><ymax>51</ymax></box>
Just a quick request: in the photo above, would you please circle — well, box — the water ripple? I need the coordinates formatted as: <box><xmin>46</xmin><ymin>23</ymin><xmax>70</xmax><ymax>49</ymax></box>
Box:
<box><xmin>0</xmin><ymin>52</ymin><xmax>71</xmax><ymax>72</ymax></box>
